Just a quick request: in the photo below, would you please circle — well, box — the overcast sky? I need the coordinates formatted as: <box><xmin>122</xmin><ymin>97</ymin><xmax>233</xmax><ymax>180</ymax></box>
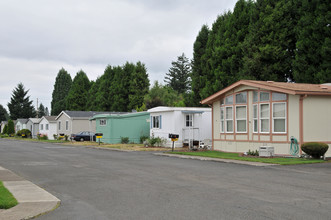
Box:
<box><xmin>0</xmin><ymin>0</ymin><xmax>237</xmax><ymax>113</ymax></box>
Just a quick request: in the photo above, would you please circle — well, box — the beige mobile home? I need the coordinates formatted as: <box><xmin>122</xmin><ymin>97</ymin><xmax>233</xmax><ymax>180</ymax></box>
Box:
<box><xmin>201</xmin><ymin>80</ymin><xmax>331</xmax><ymax>157</ymax></box>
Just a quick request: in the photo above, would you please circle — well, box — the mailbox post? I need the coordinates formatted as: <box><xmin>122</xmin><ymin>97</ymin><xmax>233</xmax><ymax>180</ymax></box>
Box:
<box><xmin>95</xmin><ymin>133</ymin><xmax>103</xmax><ymax>145</ymax></box>
<box><xmin>168</xmin><ymin>133</ymin><xmax>179</xmax><ymax>152</ymax></box>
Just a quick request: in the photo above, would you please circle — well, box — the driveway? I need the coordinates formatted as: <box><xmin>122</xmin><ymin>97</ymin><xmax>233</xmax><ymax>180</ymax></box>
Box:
<box><xmin>0</xmin><ymin>139</ymin><xmax>330</xmax><ymax>220</ymax></box>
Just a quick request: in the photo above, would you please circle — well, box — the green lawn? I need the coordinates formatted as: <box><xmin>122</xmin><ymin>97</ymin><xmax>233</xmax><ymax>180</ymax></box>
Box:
<box><xmin>169</xmin><ymin>150</ymin><xmax>325</xmax><ymax>165</ymax></box>
<box><xmin>0</xmin><ymin>181</ymin><xmax>18</xmax><ymax>209</ymax></box>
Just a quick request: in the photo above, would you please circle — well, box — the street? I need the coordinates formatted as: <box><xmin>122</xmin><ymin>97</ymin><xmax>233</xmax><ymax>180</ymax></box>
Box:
<box><xmin>0</xmin><ymin>139</ymin><xmax>330</xmax><ymax>220</ymax></box>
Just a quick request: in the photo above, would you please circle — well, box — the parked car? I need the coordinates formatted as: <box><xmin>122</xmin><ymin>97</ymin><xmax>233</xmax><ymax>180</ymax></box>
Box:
<box><xmin>71</xmin><ymin>131</ymin><xmax>96</xmax><ymax>142</ymax></box>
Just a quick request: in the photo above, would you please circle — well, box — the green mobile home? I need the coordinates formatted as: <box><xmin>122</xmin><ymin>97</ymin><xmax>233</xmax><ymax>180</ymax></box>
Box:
<box><xmin>91</xmin><ymin>112</ymin><xmax>150</xmax><ymax>144</ymax></box>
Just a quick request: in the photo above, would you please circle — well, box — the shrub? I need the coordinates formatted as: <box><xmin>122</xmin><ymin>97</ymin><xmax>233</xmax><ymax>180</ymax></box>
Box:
<box><xmin>301</xmin><ymin>142</ymin><xmax>329</xmax><ymax>159</ymax></box>
<box><xmin>53</xmin><ymin>134</ymin><xmax>58</xmax><ymax>140</ymax></box>
<box><xmin>37</xmin><ymin>133</ymin><xmax>48</xmax><ymax>140</ymax></box>
<box><xmin>7</xmin><ymin>120</ymin><xmax>15</xmax><ymax>136</ymax></box>
<box><xmin>64</xmin><ymin>135</ymin><xmax>69</xmax><ymax>141</ymax></box>
<box><xmin>16</xmin><ymin>129</ymin><xmax>31</xmax><ymax>138</ymax></box>
<box><xmin>140</xmin><ymin>135</ymin><xmax>149</xmax><ymax>144</ymax></box>
<box><xmin>147</xmin><ymin>136</ymin><xmax>165</xmax><ymax>147</ymax></box>
<box><xmin>121</xmin><ymin>137</ymin><xmax>129</xmax><ymax>144</ymax></box>
<box><xmin>247</xmin><ymin>149</ymin><xmax>259</xmax><ymax>156</ymax></box>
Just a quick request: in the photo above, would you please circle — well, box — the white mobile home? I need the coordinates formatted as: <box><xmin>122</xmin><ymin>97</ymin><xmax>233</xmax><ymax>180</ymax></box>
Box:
<box><xmin>147</xmin><ymin>107</ymin><xmax>212</xmax><ymax>148</ymax></box>
<box><xmin>26</xmin><ymin>118</ymin><xmax>41</xmax><ymax>138</ymax></box>
<box><xmin>39</xmin><ymin>116</ymin><xmax>57</xmax><ymax>140</ymax></box>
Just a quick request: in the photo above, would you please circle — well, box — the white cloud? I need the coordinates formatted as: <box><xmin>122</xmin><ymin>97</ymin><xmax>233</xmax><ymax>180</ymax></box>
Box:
<box><xmin>0</xmin><ymin>0</ymin><xmax>237</xmax><ymax>114</ymax></box>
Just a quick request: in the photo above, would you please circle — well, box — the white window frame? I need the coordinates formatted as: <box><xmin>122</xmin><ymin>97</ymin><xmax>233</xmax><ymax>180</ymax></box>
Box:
<box><xmin>225</xmin><ymin>106</ymin><xmax>233</xmax><ymax>133</ymax></box>
<box><xmin>100</xmin><ymin>119</ymin><xmax>107</xmax><ymax>126</ymax></box>
<box><xmin>40</xmin><ymin>124</ymin><xmax>44</xmax><ymax>131</ymax></box>
<box><xmin>235</xmin><ymin>105</ymin><xmax>247</xmax><ymax>133</ymax></box>
<box><xmin>220</xmin><ymin>107</ymin><xmax>224</xmax><ymax>133</ymax></box>
<box><xmin>58</xmin><ymin>121</ymin><xmax>61</xmax><ymax>130</ymax></box>
<box><xmin>272</xmin><ymin>102</ymin><xmax>286</xmax><ymax>133</ymax></box>
<box><xmin>46</xmin><ymin>124</ymin><xmax>49</xmax><ymax>130</ymax></box>
<box><xmin>185</xmin><ymin>114</ymin><xmax>193</xmax><ymax>127</ymax></box>
<box><xmin>65</xmin><ymin>120</ymin><xmax>69</xmax><ymax>131</ymax></box>
<box><xmin>260</xmin><ymin>103</ymin><xmax>270</xmax><ymax>133</ymax></box>
<box><xmin>253</xmin><ymin>104</ymin><xmax>258</xmax><ymax>133</ymax></box>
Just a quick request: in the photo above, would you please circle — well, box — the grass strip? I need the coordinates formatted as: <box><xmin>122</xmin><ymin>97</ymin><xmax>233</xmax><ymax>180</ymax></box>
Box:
<box><xmin>169</xmin><ymin>150</ymin><xmax>325</xmax><ymax>165</ymax></box>
<box><xmin>0</xmin><ymin>181</ymin><xmax>18</xmax><ymax>209</ymax></box>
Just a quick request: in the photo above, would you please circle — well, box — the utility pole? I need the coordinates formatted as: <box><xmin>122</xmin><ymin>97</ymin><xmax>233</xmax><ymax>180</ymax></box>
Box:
<box><xmin>36</xmin><ymin>98</ymin><xmax>39</xmax><ymax>118</ymax></box>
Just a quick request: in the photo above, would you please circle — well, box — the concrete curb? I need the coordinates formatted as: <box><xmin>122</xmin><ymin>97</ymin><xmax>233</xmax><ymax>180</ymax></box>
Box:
<box><xmin>154</xmin><ymin>153</ymin><xmax>279</xmax><ymax>167</ymax></box>
<box><xmin>0</xmin><ymin>166</ymin><xmax>60</xmax><ymax>220</ymax></box>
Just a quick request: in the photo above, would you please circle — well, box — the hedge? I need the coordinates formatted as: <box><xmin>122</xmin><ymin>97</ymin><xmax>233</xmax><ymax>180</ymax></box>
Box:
<box><xmin>301</xmin><ymin>142</ymin><xmax>329</xmax><ymax>159</ymax></box>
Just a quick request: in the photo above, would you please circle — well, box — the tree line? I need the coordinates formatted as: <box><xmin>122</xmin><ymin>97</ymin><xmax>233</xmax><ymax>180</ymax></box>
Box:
<box><xmin>190</xmin><ymin>0</ymin><xmax>330</xmax><ymax>105</ymax></box>
<box><xmin>1</xmin><ymin>0</ymin><xmax>329</xmax><ymax>121</ymax></box>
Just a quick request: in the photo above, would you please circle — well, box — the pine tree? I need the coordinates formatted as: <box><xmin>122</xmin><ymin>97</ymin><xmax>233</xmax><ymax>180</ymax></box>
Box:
<box><xmin>51</xmin><ymin>68</ymin><xmax>72</xmax><ymax>115</ymax></box>
<box><xmin>45</xmin><ymin>107</ymin><xmax>49</xmax><ymax>116</ymax></box>
<box><xmin>0</xmin><ymin>104</ymin><xmax>9</xmax><ymax>122</ymax></box>
<box><xmin>37</xmin><ymin>103</ymin><xmax>46</xmax><ymax>118</ymax></box>
<box><xmin>66</xmin><ymin>70</ymin><xmax>91</xmax><ymax>111</ymax></box>
<box><xmin>7</xmin><ymin>83</ymin><xmax>36</xmax><ymax>120</ymax></box>
<box><xmin>128</xmin><ymin>62</ymin><xmax>150</xmax><ymax>111</ymax></box>
<box><xmin>2</xmin><ymin>124</ymin><xmax>8</xmax><ymax>134</ymax></box>
<box><xmin>293</xmin><ymin>0</ymin><xmax>331</xmax><ymax>83</ymax></box>
<box><xmin>164</xmin><ymin>53</ymin><xmax>191</xmax><ymax>94</ymax></box>
<box><xmin>191</xmin><ymin>25</ymin><xmax>210</xmax><ymax>105</ymax></box>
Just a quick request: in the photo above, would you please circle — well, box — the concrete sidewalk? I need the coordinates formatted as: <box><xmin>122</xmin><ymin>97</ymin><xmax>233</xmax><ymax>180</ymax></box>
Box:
<box><xmin>0</xmin><ymin>166</ymin><xmax>60</xmax><ymax>220</ymax></box>
<box><xmin>154</xmin><ymin>152</ymin><xmax>279</xmax><ymax>166</ymax></box>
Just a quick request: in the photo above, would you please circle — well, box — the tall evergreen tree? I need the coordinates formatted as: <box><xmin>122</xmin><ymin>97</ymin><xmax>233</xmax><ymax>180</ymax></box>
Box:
<box><xmin>51</xmin><ymin>68</ymin><xmax>72</xmax><ymax>115</ymax></box>
<box><xmin>45</xmin><ymin>107</ymin><xmax>49</xmax><ymax>116</ymax></box>
<box><xmin>164</xmin><ymin>53</ymin><xmax>191</xmax><ymax>94</ymax></box>
<box><xmin>128</xmin><ymin>62</ymin><xmax>150</xmax><ymax>111</ymax></box>
<box><xmin>66</xmin><ymin>70</ymin><xmax>91</xmax><ymax>111</ymax></box>
<box><xmin>109</xmin><ymin>65</ymin><xmax>130</xmax><ymax>111</ymax></box>
<box><xmin>293</xmin><ymin>0</ymin><xmax>331</xmax><ymax>83</ymax></box>
<box><xmin>191</xmin><ymin>25</ymin><xmax>210</xmax><ymax>105</ymax></box>
<box><xmin>37</xmin><ymin>103</ymin><xmax>46</xmax><ymax>118</ymax></box>
<box><xmin>0</xmin><ymin>104</ymin><xmax>9</xmax><ymax>122</ymax></box>
<box><xmin>7</xmin><ymin>83</ymin><xmax>36</xmax><ymax>120</ymax></box>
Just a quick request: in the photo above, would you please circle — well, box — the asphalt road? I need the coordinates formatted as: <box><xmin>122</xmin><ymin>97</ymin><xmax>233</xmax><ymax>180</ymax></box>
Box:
<box><xmin>0</xmin><ymin>139</ymin><xmax>330</xmax><ymax>220</ymax></box>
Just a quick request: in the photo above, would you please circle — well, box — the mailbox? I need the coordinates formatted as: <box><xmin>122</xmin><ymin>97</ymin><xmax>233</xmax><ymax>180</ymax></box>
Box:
<box><xmin>95</xmin><ymin>133</ymin><xmax>103</xmax><ymax>138</ymax></box>
<box><xmin>168</xmin><ymin>134</ymin><xmax>179</xmax><ymax>139</ymax></box>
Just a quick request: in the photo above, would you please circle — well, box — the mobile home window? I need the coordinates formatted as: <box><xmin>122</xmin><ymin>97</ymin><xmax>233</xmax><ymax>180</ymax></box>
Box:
<box><xmin>273</xmin><ymin>103</ymin><xmax>286</xmax><ymax>133</ymax></box>
<box><xmin>235</xmin><ymin>92</ymin><xmax>247</xmax><ymax>104</ymax></box>
<box><xmin>225</xmin><ymin>95</ymin><xmax>233</xmax><ymax>105</ymax></box>
<box><xmin>152</xmin><ymin>116</ymin><xmax>160</xmax><ymax>128</ymax></box>
<box><xmin>58</xmin><ymin>121</ymin><xmax>61</xmax><ymax>130</ymax></box>
<box><xmin>65</xmin><ymin>121</ymin><xmax>69</xmax><ymax>130</ymax></box>
<box><xmin>272</xmin><ymin>92</ymin><xmax>287</xmax><ymax>101</ymax></box>
<box><xmin>220</xmin><ymin>107</ymin><xmax>224</xmax><ymax>133</ymax></box>
<box><xmin>236</xmin><ymin>106</ymin><xmax>247</xmax><ymax>133</ymax></box>
<box><xmin>185</xmin><ymin>114</ymin><xmax>193</xmax><ymax>127</ymax></box>
<box><xmin>260</xmin><ymin>103</ymin><xmax>270</xmax><ymax>133</ymax></box>
<box><xmin>253</xmin><ymin>91</ymin><xmax>258</xmax><ymax>103</ymax></box>
<box><xmin>253</xmin><ymin>104</ymin><xmax>258</xmax><ymax>133</ymax></box>
<box><xmin>225</xmin><ymin>106</ymin><xmax>233</xmax><ymax>133</ymax></box>
<box><xmin>40</xmin><ymin>124</ymin><xmax>44</xmax><ymax>130</ymax></box>
<box><xmin>46</xmin><ymin>124</ymin><xmax>49</xmax><ymax>130</ymax></box>
<box><xmin>100</xmin><ymin>119</ymin><xmax>107</xmax><ymax>126</ymax></box>
<box><xmin>260</xmin><ymin>92</ymin><xmax>270</xmax><ymax>102</ymax></box>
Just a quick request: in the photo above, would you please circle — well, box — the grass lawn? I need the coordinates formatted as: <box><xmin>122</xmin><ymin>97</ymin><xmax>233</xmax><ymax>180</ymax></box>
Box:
<box><xmin>169</xmin><ymin>150</ymin><xmax>326</xmax><ymax>165</ymax></box>
<box><xmin>67</xmin><ymin>141</ymin><xmax>168</xmax><ymax>151</ymax></box>
<box><xmin>0</xmin><ymin>181</ymin><xmax>18</xmax><ymax>209</ymax></box>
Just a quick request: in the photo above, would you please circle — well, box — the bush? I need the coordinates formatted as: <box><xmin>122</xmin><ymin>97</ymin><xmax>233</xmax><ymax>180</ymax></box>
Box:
<box><xmin>16</xmin><ymin>129</ymin><xmax>31</xmax><ymax>138</ymax></box>
<box><xmin>301</xmin><ymin>142</ymin><xmax>329</xmax><ymax>159</ymax></box>
<box><xmin>7</xmin><ymin>120</ymin><xmax>15</xmax><ymax>136</ymax></box>
<box><xmin>140</xmin><ymin>135</ymin><xmax>149</xmax><ymax>144</ymax></box>
<box><xmin>53</xmin><ymin>134</ymin><xmax>58</xmax><ymax>140</ymax></box>
<box><xmin>37</xmin><ymin>133</ymin><xmax>48</xmax><ymax>140</ymax></box>
<box><xmin>121</xmin><ymin>137</ymin><xmax>129</xmax><ymax>144</ymax></box>
<box><xmin>147</xmin><ymin>136</ymin><xmax>165</xmax><ymax>147</ymax></box>
<box><xmin>247</xmin><ymin>149</ymin><xmax>259</xmax><ymax>156</ymax></box>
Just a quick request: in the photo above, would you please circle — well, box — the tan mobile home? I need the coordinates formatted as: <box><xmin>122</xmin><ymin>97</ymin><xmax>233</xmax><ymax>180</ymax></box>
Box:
<box><xmin>201</xmin><ymin>80</ymin><xmax>331</xmax><ymax>157</ymax></box>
